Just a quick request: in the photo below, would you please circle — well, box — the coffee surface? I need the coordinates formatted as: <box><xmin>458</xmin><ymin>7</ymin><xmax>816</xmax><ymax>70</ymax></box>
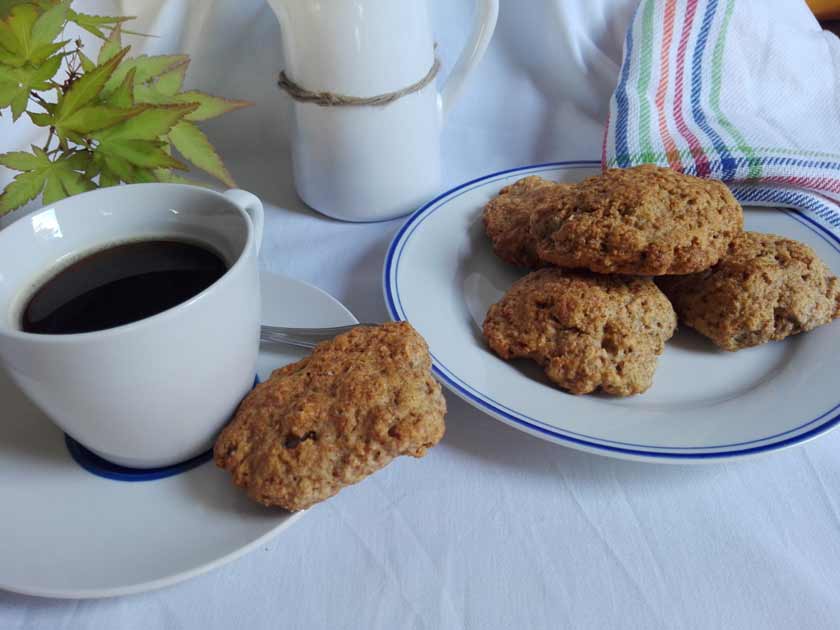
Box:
<box><xmin>22</xmin><ymin>240</ymin><xmax>227</xmax><ymax>335</ymax></box>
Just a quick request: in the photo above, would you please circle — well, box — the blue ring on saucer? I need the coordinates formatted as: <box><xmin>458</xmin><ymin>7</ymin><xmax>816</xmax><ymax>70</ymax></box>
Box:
<box><xmin>65</xmin><ymin>375</ymin><xmax>260</xmax><ymax>482</ymax></box>
<box><xmin>64</xmin><ymin>435</ymin><xmax>213</xmax><ymax>482</ymax></box>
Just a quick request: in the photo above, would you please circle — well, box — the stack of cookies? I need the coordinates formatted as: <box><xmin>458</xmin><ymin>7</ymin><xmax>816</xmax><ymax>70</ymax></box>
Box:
<box><xmin>482</xmin><ymin>165</ymin><xmax>840</xmax><ymax>396</ymax></box>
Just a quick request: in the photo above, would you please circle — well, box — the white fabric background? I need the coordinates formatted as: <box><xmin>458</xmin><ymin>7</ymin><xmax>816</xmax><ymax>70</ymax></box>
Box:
<box><xmin>2</xmin><ymin>1</ymin><xmax>840</xmax><ymax>628</ymax></box>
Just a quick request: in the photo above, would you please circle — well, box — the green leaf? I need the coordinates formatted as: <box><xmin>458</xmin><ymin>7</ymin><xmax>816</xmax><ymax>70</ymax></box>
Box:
<box><xmin>0</xmin><ymin>17</ymin><xmax>22</xmax><ymax>57</ymax></box>
<box><xmin>28</xmin><ymin>110</ymin><xmax>52</xmax><ymax>126</ymax></box>
<box><xmin>0</xmin><ymin>148</ymin><xmax>95</xmax><ymax>213</ymax></box>
<box><xmin>104</xmin><ymin>53</ymin><xmax>187</xmax><ymax>95</ymax></box>
<box><xmin>53</xmin><ymin>166</ymin><xmax>93</xmax><ymax>195</ymax></box>
<box><xmin>1</xmin><ymin>1</ymin><xmax>43</xmax><ymax>21</ymax></box>
<box><xmin>41</xmin><ymin>155</ymin><xmax>94</xmax><ymax>204</ymax></box>
<box><xmin>61</xmin><ymin>151</ymin><xmax>91</xmax><ymax>171</ymax></box>
<box><xmin>77</xmin><ymin>23</ymin><xmax>104</xmax><ymax>38</ymax></box>
<box><xmin>106</xmin><ymin>66</ymin><xmax>134</xmax><ymax>107</ymax></box>
<box><xmin>118</xmin><ymin>27</ymin><xmax>153</xmax><ymax>38</ymax></box>
<box><xmin>10</xmin><ymin>86</ymin><xmax>27</xmax><ymax>120</ymax></box>
<box><xmin>7</xmin><ymin>4</ymin><xmax>37</xmax><ymax>59</ymax></box>
<box><xmin>30</xmin><ymin>1</ymin><xmax>68</xmax><ymax>50</ymax></box>
<box><xmin>58</xmin><ymin>103</ymin><xmax>146</xmax><ymax>134</ymax></box>
<box><xmin>1</xmin><ymin>53</ymin><xmax>61</xmax><ymax>116</ymax></box>
<box><xmin>132</xmin><ymin>81</ymin><xmax>168</xmax><ymax>105</ymax></box>
<box><xmin>0</xmin><ymin>77</ymin><xmax>17</xmax><ymax>107</ymax></box>
<box><xmin>30</xmin><ymin>38</ymin><xmax>66</xmax><ymax>65</ymax></box>
<box><xmin>99</xmin><ymin>153</ymin><xmax>158</xmax><ymax>184</ymax></box>
<box><xmin>41</xmin><ymin>170</ymin><xmax>65</xmax><ymax>203</ymax></box>
<box><xmin>0</xmin><ymin>48</ymin><xmax>22</xmax><ymax>66</ymax></box>
<box><xmin>0</xmin><ymin>53</ymin><xmax>61</xmax><ymax>114</ymax></box>
<box><xmin>0</xmin><ymin>3</ymin><xmax>66</xmax><ymax>65</ymax></box>
<box><xmin>154</xmin><ymin>169</ymin><xmax>208</xmax><ymax>187</ymax></box>
<box><xmin>77</xmin><ymin>49</ymin><xmax>94</xmax><ymax>72</ymax></box>
<box><xmin>153</xmin><ymin>59</ymin><xmax>188</xmax><ymax>96</ymax></box>
<box><xmin>69</xmin><ymin>11</ymin><xmax>131</xmax><ymax>33</ymax></box>
<box><xmin>57</xmin><ymin>45</ymin><xmax>128</xmax><ymax>117</ymax></box>
<box><xmin>0</xmin><ymin>150</ymin><xmax>45</xmax><ymax>170</ymax></box>
<box><xmin>0</xmin><ymin>66</ymin><xmax>29</xmax><ymax>113</ymax></box>
<box><xmin>61</xmin><ymin>128</ymin><xmax>86</xmax><ymax>145</ymax></box>
<box><xmin>0</xmin><ymin>168</ymin><xmax>47</xmax><ymax>213</ymax></box>
<box><xmin>173</xmin><ymin>90</ymin><xmax>252</xmax><ymax>121</ymax></box>
<box><xmin>133</xmin><ymin>55</ymin><xmax>189</xmax><ymax>82</ymax></box>
<box><xmin>84</xmin><ymin>154</ymin><xmax>101</xmax><ymax>179</ymax></box>
<box><xmin>169</xmin><ymin>120</ymin><xmax>235</xmax><ymax>187</ymax></box>
<box><xmin>30</xmin><ymin>50</ymin><xmax>62</xmax><ymax>84</ymax></box>
<box><xmin>98</xmin><ymin>137</ymin><xmax>186</xmax><ymax>170</ymax></box>
<box><xmin>95</xmin><ymin>103</ymin><xmax>195</xmax><ymax>141</ymax></box>
<box><xmin>98</xmin><ymin>164</ymin><xmax>119</xmax><ymax>187</ymax></box>
<box><xmin>97</xmin><ymin>22</ymin><xmax>120</xmax><ymax>64</ymax></box>
<box><xmin>102</xmin><ymin>153</ymin><xmax>132</xmax><ymax>179</ymax></box>
<box><xmin>125</xmin><ymin>166</ymin><xmax>155</xmax><ymax>183</ymax></box>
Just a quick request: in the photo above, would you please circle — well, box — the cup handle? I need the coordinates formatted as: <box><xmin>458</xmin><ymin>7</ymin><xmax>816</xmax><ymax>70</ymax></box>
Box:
<box><xmin>439</xmin><ymin>0</ymin><xmax>499</xmax><ymax>118</ymax></box>
<box><xmin>224</xmin><ymin>189</ymin><xmax>264</xmax><ymax>255</ymax></box>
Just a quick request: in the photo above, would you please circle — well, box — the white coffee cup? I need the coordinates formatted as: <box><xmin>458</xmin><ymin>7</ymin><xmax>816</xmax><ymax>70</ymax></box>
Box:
<box><xmin>0</xmin><ymin>184</ymin><xmax>264</xmax><ymax>468</ymax></box>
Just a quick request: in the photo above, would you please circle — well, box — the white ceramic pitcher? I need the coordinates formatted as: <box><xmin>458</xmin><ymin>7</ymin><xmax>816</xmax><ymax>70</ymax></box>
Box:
<box><xmin>267</xmin><ymin>0</ymin><xmax>499</xmax><ymax>222</ymax></box>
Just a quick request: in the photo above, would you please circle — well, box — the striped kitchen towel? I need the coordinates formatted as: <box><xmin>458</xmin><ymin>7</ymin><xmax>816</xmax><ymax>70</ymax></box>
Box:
<box><xmin>603</xmin><ymin>0</ymin><xmax>840</xmax><ymax>218</ymax></box>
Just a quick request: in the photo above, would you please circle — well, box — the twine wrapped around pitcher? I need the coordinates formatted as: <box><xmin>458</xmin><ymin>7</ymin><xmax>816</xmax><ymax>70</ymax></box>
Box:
<box><xmin>278</xmin><ymin>57</ymin><xmax>441</xmax><ymax>107</ymax></box>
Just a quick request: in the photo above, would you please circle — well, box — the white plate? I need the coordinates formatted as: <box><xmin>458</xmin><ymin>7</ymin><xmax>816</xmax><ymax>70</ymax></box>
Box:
<box><xmin>384</xmin><ymin>161</ymin><xmax>840</xmax><ymax>463</ymax></box>
<box><xmin>0</xmin><ymin>271</ymin><xmax>356</xmax><ymax>599</ymax></box>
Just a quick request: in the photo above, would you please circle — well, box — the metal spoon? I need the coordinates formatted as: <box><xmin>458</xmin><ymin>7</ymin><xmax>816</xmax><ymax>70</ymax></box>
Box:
<box><xmin>259</xmin><ymin>323</ymin><xmax>375</xmax><ymax>350</ymax></box>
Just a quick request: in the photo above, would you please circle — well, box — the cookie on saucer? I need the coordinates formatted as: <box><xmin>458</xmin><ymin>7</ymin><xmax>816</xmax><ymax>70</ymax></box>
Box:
<box><xmin>214</xmin><ymin>322</ymin><xmax>446</xmax><ymax>511</ymax></box>
<box><xmin>483</xmin><ymin>176</ymin><xmax>573</xmax><ymax>268</ymax></box>
<box><xmin>531</xmin><ymin>165</ymin><xmax>743</xmax><ymax>275</ymax></box>
<box><xmin>658</xmin><ymin>231</ymin><xmax>840</xmax><ymax>351</ymax></box>
<box><xmin>483</xmin><ymin>268</ymin><xmax>677</xmax><ymax>396</ymax></box>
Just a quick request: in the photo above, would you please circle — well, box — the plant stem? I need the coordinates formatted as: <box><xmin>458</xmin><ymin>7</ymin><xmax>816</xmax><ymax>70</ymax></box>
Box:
<box><xmin>43</xmin><ymin>127</ymin><xmax>56</xmax><ymax>153</ymax></box>
<box><xmin>29</xmin><ymin>91</ymin><xmax>50</xmax><ymax>110</ymax></box>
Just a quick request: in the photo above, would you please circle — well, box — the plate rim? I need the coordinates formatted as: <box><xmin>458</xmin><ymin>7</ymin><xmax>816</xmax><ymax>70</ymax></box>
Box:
<box><xmin>382</xmin><ymin>160</ymin><xmax>840</xmax><ymax>462</ymax></box>
<box><xmin>0</xmin><ymin>512</ymin><xmax>308</xmax><ymax>600</ymax></box>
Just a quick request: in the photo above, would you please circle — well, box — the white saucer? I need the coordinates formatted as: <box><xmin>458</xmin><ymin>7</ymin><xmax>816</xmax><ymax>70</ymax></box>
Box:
<box><xmin>384</xmin><ymin>161</ymin><xmax>840</xmax><ymax>463</ymax></box>
<box><xmin>0</xmin><ymin>271</ymin><xmax>356</xmax><ymax>599</ymax></box>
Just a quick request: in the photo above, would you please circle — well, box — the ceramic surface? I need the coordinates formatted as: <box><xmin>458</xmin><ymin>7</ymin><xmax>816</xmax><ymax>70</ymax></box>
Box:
<box><xmin>267</xmin><ymin>0</ymin><xmax>499</xmax><ymax>221</ymax></box>
<box><xmin>0</xmin><ymin>184</ymin><xmax>264</xmax><ymax>468</ymax></box>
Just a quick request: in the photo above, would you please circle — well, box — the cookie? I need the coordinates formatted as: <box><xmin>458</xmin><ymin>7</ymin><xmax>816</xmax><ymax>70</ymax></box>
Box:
<box><xmin>658</xmin><ymin>231</ymin><xmax>840</xmax><ymax>351</ymax></box>
<box><xmin>531</xmin><ymin>165</ymin><xmax>743</xmax><ymax>275</ymax></box>
<box><xmin>214</xmin><ymin>322</ymin><xmax>446</xmax><ymax>511</ymax></box>
<box><xmin>483</xmin><ymin>176</ymin><xmax>573</xmax><ymax>268</ymax></box>
<box><xmin>483</xmin><ymin>268</ymin><xmax>677</xmax><ymax>395</ymax></box>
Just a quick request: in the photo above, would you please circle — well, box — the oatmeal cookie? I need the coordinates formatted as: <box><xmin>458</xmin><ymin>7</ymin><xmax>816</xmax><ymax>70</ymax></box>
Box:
<box><xmin>214</xmin><ymin>322</ymin><xmax>446</xmax><ymax>511</ymax></box>
<box><xmin>483</xmin><ymin>268</ymin><xmax>676</xmax><ymax>395</ymax></box>
<box><xmin>658</xmin><ymin>231</ymin><xmax>840</xmax><ymax>351</ymax></box>
<box><xmin>531</xmin><ymin>165</ymin><xmax>743</xmax><ymax>275</ymax></box>
<box><xmin>483</xmin><ymin>176</ymin><xmax>573</xmax><ymax>268</ymax></box>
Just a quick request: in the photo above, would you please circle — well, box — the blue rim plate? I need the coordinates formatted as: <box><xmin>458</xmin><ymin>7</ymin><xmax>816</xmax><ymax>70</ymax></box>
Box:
<box><xmin>383</xmin><ymin>161</ymin><xmax>840</xmax><ymax>463</ymax></box>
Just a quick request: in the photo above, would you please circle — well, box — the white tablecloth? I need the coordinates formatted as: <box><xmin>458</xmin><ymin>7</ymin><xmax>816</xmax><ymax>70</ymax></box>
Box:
<box><xmin>2</xmin><ymin>1</ymin><xmax>840</xmax><ymax>628</ymax></box>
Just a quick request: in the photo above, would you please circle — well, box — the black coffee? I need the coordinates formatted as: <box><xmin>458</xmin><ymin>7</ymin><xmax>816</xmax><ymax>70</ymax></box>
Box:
<box><xmin>22</xmin><ymin>240</ymin><xmax>228</xmax><ymax>335</ymax></box>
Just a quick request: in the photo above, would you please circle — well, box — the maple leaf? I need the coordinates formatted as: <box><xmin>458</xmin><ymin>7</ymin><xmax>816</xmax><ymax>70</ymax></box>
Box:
<box><xmin>169</xmin><ymin>121</ymin><xmax>235</xmax><ymax>187</ymax></box>
<box><xmin>0</xmin><ymin>53</ymin><xmax>63</xmax><ymax>120</ymax></box>
<box><xmin>0</xmin><ymin>147</ymin><xmax>94</xmax><ymax>213</ymax></box>
<box><xmin>0</xmin><ymin>0</ymin><xmax>247</xmax><ymax>211</ymax></box>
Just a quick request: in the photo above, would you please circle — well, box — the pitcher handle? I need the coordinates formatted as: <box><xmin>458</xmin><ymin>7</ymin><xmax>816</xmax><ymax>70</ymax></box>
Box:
<box><xmin>224</xmin><ymin>189</ymin><xmax>264</xmax><ymax>255</ymax></box>
<box><xmin>439</xmin><ymin>0</ymin><xmax>499</xmax><ymax>118</ymax></box>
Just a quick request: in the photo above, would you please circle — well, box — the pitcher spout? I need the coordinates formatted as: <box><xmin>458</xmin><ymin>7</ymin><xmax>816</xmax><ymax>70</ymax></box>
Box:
<box><xmin>265</xmin><ymin>0</ymin><xmax>289</xmax><ymax>30</ymax></box>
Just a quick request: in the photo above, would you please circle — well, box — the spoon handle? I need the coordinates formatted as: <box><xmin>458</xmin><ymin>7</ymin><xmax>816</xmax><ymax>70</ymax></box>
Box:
<box><xmin>259</xmin><ymin>323</ymin><xmax>373</xmax><ymax>349</ymax></box>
